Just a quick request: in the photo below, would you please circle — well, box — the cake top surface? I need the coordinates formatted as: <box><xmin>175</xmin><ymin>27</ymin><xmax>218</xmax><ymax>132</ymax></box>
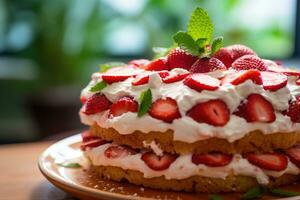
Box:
<box><xmin>79</xmin><ymin>8</ymin><xmax>300</xmax><ymax>143</ymax></box>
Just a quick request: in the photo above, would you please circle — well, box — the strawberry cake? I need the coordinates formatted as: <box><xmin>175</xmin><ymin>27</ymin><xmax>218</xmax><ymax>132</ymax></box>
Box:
<box><xmin>79</xmin><ymin>8</ymin><xmax>300</xmax><ymax>193</ymax></box>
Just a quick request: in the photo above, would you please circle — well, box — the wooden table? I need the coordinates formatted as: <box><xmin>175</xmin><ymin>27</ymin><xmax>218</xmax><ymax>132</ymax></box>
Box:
<box><xmin>0</xmin><ymin>141</ymin><xmax>76</xmax><ymax>200</ymax></box>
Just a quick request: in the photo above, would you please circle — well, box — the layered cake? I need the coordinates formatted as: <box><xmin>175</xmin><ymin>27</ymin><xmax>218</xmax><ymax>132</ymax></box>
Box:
<box><xmin>79</xmin><ymin>8</ymin><xmax>300</xmax><ymax>193</ymax></box>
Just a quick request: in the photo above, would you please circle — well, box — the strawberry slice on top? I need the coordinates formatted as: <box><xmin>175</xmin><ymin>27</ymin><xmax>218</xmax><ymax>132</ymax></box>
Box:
<box><xmin>189</xmin><ymin>57</ymin><xmax>226</xmax><ymax>73</ymax></box>
<box><xmin>141</xmin><ymin>152</ymin><xmax>178</xmax><ymax>171</ymax></box>
<box><xmin>143</xmin><ymin>58</ymin><xmax>169</xmax><ymax>71</ymax></box>
<box><xmin>162</xmin><ymin>72</ymin><xmax>190</xmax><ymax>84</ymax></box>
<box><xmin>187</xmin><ymin>99</ymin><xmax>230</xmax><ymax>126</ymax></box>
<box><xmin>148</xmin><ymin>97</ymin><xmax>181</xmax><ymax>123</ymax></box>
<box><xmin>284</xmin><ymin>96</ymin><xmax>300</xmax><ymax>123</ymax></box>
<box><xmin>246</xmin><ymin>153</ymin><xmax>288</xmax><ymax>171</ymax></box>
<box><xmin>82</xmin><ymin>93</ymin><xmax>112</xmax><ymax>115</ymax></box>
<box><xmin>104</xmin><ymin>145</ymin><xmax>137</xmax><ymax>159</ymax></box>
<box><xmin>234</xmin><ymin>94</ymin><xmax>275</xmax><ymax>123</ymax></box>
<box><xmin>222</xmin><ymin>69</ymin><xmax>262</xmax><ymax>86</ymax></box>
<box><xmin>167</xmin><ymin>48</ymin><xmax>198</xmax><ymax>70</ymax></box>
<box><xmin>261</xmin><ymin>71</ymin><xmax>288</xmax><ymax>91</ymax></box>
<box><xmin>267</xmin><ymin>64</ymin><xmax>300</xmax><ymax>77</ymax></box>
<box><xmin>128</xmin><ymin>59</ymin><xmax>150</xmax><ymax>68</ymax></box>
<box><xmin>109</xmin><ymin>96</ymin><xmax>138</xmax><ymax>117</ymax></box>
<box><xmin>231</xmin><ymin>55</ymin><xmax>267</xmax><ymax>71</ymax></box>
<box><xmin>184</xmin><ymin>74</ymin><xmax>220</xmax><ymax>92</ymax></box>
<box><xmin>192</xmin><ymin>152</ymin><xmax>233</xmax><ymax>167</ymax></box>
<box><xmin>286</xmin><ymin>145</ymin><xmax>300</xmax><ymax>168</ymax></box>
<box><xmin>132</xmin><ymin>71</ymin><xmax>170</xmax><ymax>86</ymax></box>
<box><xmin>213</xmin><ymin>48</ymin><xmax>234</xmax><ymax>69</ymax></box>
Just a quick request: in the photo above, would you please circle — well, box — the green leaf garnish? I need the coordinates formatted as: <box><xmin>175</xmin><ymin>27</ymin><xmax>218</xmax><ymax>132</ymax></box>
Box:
<box><xmin>241</xmin><ymin>186</ymin><xmax>266</xmax><ymax>200</ymax></box>
<box><xmin>269</xmin><ymin>188</ymin><xmax>300</xmax><ymax>197</ymax></box>
<box><xmin>209</xmin><ymin>194</ymin><xmax>223</xmax><ymax>200</ymax></box>
<box><xmin>187</xmin><ymin>7</ymin><xmax>213</xmax><ymax>42</ymax></box>
<box><xmin>99</xmin><ymin>62</ymin><xmax>126</xmax><ymax>73</ymax></box>
<box><xmin>211</xmin><ymin>36</ymin><xmax>223</xmax><ymax>55</ymax></box>
<box><xmin>138</xmin><ymin>89</ymin><xmax>152</xmax><ymax>117</ymax></box>
<box><xmin>173</xmin><ymin>31</ymin><xmax>201</xmax><ymax>56</ymax></box>
<box><xmin>57</xmin><ymin>162</ymin><xmax>81</xmax><ymax>168</ymax></box>
<box><xmin>89</xmin><ymin>81</ymin><xmax>107</xmax><ymax>92</ymax></box>
<box><xmin>195</xmin><ymin>38</ymin><xmax>208</xmax><ymax>48</ymax></box>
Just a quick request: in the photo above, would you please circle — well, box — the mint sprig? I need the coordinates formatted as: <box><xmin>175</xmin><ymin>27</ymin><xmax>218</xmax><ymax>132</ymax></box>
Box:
<box><xmin>241</xmin><ymin>186</ymin><xmax>266</xmax><ymax>200</ymax></box>
<box><xmin>269</xmin><ymin>188</ymin><xmax>300</xmax><ymax>197</ymax></box>
<box><xmin>89</xmin><ymin>81</ymin><xmax>107</xmax><ymax>92</ymax></box>
<box><xmin>187</xmin><ymin>7</ymin><xmax>213</xmax><ymax>43</ymax></box>
<box><xmin>99</xmin><ymin>62</ymin><xmax>126</xmax><ymax>73</ymax></box>
<box><xmin>173</xmin><ymin>31</ymin><xmax>204</xmax><ymax>56</ymax></box>
<box><xmin>57</xmin><ymin>162</ymin><xmax>81</xmax><ymax>168</ymax></box>
<box><xmin>138</xmin><ymin>89</ymin><xmax>152</xmax><ymax>117</ymax></box>
<box><xmin>211</xmin><ymin>36</ymin><xmax>223</xmax><ymax>55</ymax></box>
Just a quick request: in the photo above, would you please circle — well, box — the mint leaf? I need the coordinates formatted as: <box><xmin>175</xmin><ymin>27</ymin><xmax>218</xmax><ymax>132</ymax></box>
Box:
<box><xmin>138</xmin><ymin>89</ymin><xmax>152</xmax><ymax>117</ymax></box>
<box><xmin>241</xmin><ymin>186</ymin><xmax>266</xmax><ymax>200</ymax></box>
<box><xmin>196</xmin><ymin>38</ymin><xmax>208</xmax><ymax>48</ymax></box>
<box><xmin>173</xmin><ymin>31</ymin><xmax>201</xmax><ymax>56</ymax></box>
<box><xmin>89</xmin><ymin>81</ymin><xmax>107</xmax><ymax>92</ymax></box>
<box><xmin>211</xmin><ymin>36</ymin><xmax>223</xmax><ymax>55</ymax></box>
<box><xmin>57</xmin><ymin>162</ymin><xmax>81</xmax><ymax>168</ymax></box>
<box><xmin>209</xmin><ymin>194</ymin><xmax>223</xmax><ymax>200</ymax></box>
<box><xmin>187</xmin><ymin>7</ymin><xmax>213</xmax><ymax>42</ymax></box>
<box><xmin>99</xmin><ymin>62</ymin><xmax>126</xmax><ymax>73</ymax></box>
<box><xmin>269</xmin><ymin>188</ymin><xmax>300</xmax><ymax>197</ymax></box>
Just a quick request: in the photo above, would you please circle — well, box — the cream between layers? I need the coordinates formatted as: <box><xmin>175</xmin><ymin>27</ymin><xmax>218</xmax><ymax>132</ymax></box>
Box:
<box><xmin>85</xmin><ymin>143</ymin><xmax>300</xmax><ymax>185</ymax></box>
<box><xmin>80</xmin><ymin>63</ymin><xmax>300</xmax><ymax>143</ymax></box>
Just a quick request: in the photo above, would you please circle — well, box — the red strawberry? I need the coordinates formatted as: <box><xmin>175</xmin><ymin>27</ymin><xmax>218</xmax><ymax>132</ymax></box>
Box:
<box><xmin>162</xmin><ymin>73</ymin><xmax>190</xmax><ymax>84</ymax></box>
<box><xmin>102</xmin><ymin>74</ymin><xmax>133</xmax><ymax>84</ymax></box>
<box><xmin>192</xmin><ymin>152</ymin><xmax>233</xmax><ymax>167</ymax></box>
<box><xmin>232</xmin><ymin>55</ymin><xmax>267</xmax><ymax>71</ymax></box>
<box><xmin>187</xmin><ymin>100</ymin><xmax>230</xmax><ymax>126</ymax></box>
<box><xmin>167</xmin><ymin>48</ymin><xmax>198</xmax><ymax>70</ymax></box>
<box><xmin>190</xmin><ymin>57</ymin><xmax>226</xmax><ymax>73</ymax></box>
<box><xmin>285</xmin><ymin>96</ymin><xmax>300</xmax><ymax>122</ymax></box>
<box><xmin>109</xmin><ymin>96</ymin><xmax>138</xmax><ymax>117</ymax></box>
<box><xmin>213</xmin><ymin>48</ymin><xmax>234</xmax><ymax>68</ymax></box>
<box><xmin>128</xmin><ymin>59</ymin><xmax>150</xmax><ymax>67</ymax></box>
<box><xmin>222</xmin><ymin>69</ymin><xmax>262</xmax><ymax>85</ymax></box>
<box><xmin>184</xmin><ymin>74</ymin><xmax>220</xmax><ymax>92</ymax></box>
<box><xmin>267</xmin><ymin>64</ymin><xmax>300</xmax><ymax>76</ymax></box>
<box><xmin>286</xmin><ymin>145</ymin><xmax>300</xmax><ymax>167</ymax></box>
<box><xmin>80</xmin><ymin>96</ymin><xmax>87</xmax><ymax>104</ymax></box>
<box><xmin>246</xmin><ymin>153</ymin><xmax>288</xmax><ymax>171</ymax></box>
<box><xmin>296</xmin><ymin>79</ymin><xmax>300</xmax><ymax>85</ymax></box>
<box><xmin>261</xmin><ymin>71</ymin><xmax>288</xmax><ymax>91</ymax></box>
<box><xmin>82</xmin><ymin>94</ymin><xmax>112</xmax><ymax>115</ymax></box>
<box><xmin>104</xmin><ymin>145</ymin><xmax>137</xmax><ymax>159</ymax></box>
<box><xmin>234</xmin><ymin>94</ymin><xmax>275</xmax><ymax>123</ymax></box>
<box><xmin>141</xmin><ymin>152</ymin><xmax>178</xmax><ymax>171</ymax></box>
<box><xmin>81</xmin><ymin>131</ymin><xmax>97</xmax><ymax>142</ymax></box>
<box><xmin>143</xmin><ymin>58</ymin><xmax>169</xmax><ymax>71</ymax></box>
<box><xmin>132</xmin><ymin>71</ymin><xmax>170</xmax><ymax>86</ymax></box>
<box><xmin>148</xmin><ymin>97</ymin><xmax>181</xmax><ymax>123</ymax></box>
<box><xmin>226</xmin><ymin>44</ymin><xmax>256</xmax><ymax>61</ymax></box>
<box><xmin>81</xmin><ymin>138</ymin><xmax>107</xmax><ymax>151</ymax></box>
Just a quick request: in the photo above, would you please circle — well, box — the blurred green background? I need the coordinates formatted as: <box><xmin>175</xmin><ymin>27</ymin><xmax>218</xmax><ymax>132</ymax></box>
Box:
<box><xmin>0</xmin><ymin>0</ymin><xmax>299</xmax><ymax>143</ymax></box>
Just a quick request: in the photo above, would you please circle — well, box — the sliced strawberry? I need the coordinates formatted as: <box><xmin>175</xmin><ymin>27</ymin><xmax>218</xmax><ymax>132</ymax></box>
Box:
<box><xmin>143</xmin><ymin>58</ymin><xmax>169</xmax><ymax>71</ymax></box>
<box><xmin>226</xmin><ymin>44</ymin><xmax>256</xmax><ymax>61</ymax></box>
<box><xmin>187</xmin><ymin>100</ymin><xmax>230</xmax><ymax>126</ymax></box>
<box><xmin>148</xmin><ymin>97</ymin><xmax>181</xmax><ymax>123</ymax></box>
<box><xmin>132</xmin><ymin>71</ymin><xmax>169</xmax><ymax>86</ymax></box>
<box><xmin>190</xmin><ymin>57</ymin><xmax>226</xmax><ymax>73</ymax></box>
<box><xmin>167</xmin><ymin>48</ymin><xmax>198</xmax><ymax>70</ymax></box>
<box><xmin>128</xmin><ymin>59</ymin><xmax>150</xmax><ymax>67</ymax></box>
<box><xmin>81</xmin><ymin>138</ymin><xmax>107</xmax><ymax>151</ymax></box>
<box><xmin>267</xmin><ymin>64</ymin><xmax>300</xmax><ymax>76</ymax></box>
<box><xmin>104</xmin><ymin>145</ymin><xmax>137</xmax><ymax>159</ymax></box>
<box><xmin>234</xmin><ymin>94</ymin><xmax>275</xmax><ymax>123</ymax></box>
<box><xmin>296</xmin><ymin>79</ymin><xmax>300</xmax><ymax>85</ymax></box>
<box><xmin>80</xmin><ymin>96</ymin><xmax>87</xmax><ymax>104</ymax></box>
<box><xmin>109</xmin><ymin>96</ymin><xmax>138</xmax><ymax>117</ymax></box>
<box><xmin>82</xmin><ymin>94</ymin><xmax>112</xmax><ymax>115</ymax></box>
<box><xmin>232</xmin><ymin>55</ymin><xmax>267</xmax><ymax>71</ymax></box>
<box><xmin>81</xmin><ymin>130</ymin><xmax>97</xmax><ymax>142</ymax></box>
<box><xmin>286</xmin><ymin>145</ymin><xmax>300</xmax><ymax>168</ymax></box>
<box><xmin>141</xmin><ymin>152</ymin><xmax>178</xmax><ymax>171</ymax></box>
<box><xmin>184</xmin><ymin>74</ymin><xmax>220</xmax><ymax>92</ymax></box>
<box><xmin>246</xmin><ymin>153</ymin><xmax>288</xmax><ymax>171</ymax></box>
<box><xmin>213</xmin><ymin>48</ymin><xmax>234</xmax><ymax>68</ymax></box>
<box><xmin>284</xmin><ymin>96</ymin><xmax>300</xmax><ymax>123</ymax></box>
<box><xmin>162</xmin><ymin>73</ymin><xmax>190</xmax><ymax>83</ymax></box>
<box><xmin>222</xmin><ymin>69</ymin><xmax>262</xmax><ymax>85</ymax></box>
<box><xmin>261</xmin><ymin>71</ymin><xmax>288</xmax><ymax>91</ymax></box>
<box><xmin>192</xmin><ymin>152</ymin><xmax>233</xmax><ymax>167</ymax></box>
<box><xmin>102</xmin><ymin>74</ymin><xmax>133</xmax><ymax>84</ymax></box>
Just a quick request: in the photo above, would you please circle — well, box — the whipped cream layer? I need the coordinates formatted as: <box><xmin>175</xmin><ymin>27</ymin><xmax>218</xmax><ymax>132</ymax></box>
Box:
<box><xmin>80</xmin><ymin>62</ymin><xmax>300</xmax><ymax>143</ymax></box>
<box><xmin>85</xmin><ymin>143</ymin><xmax>300</xmax><ymax>185</ymax></box>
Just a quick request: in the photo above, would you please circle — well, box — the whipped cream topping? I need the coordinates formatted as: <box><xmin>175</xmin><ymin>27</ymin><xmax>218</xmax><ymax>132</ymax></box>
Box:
<box><xmin>80</xmin><ymin>63</ymin><xmax>300</xmax><ymax>143</ymax></box>
<box><xmin>85</xmin><ymin>143</ymin><xmax>300</xmax><ymax>185</ymax></box>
